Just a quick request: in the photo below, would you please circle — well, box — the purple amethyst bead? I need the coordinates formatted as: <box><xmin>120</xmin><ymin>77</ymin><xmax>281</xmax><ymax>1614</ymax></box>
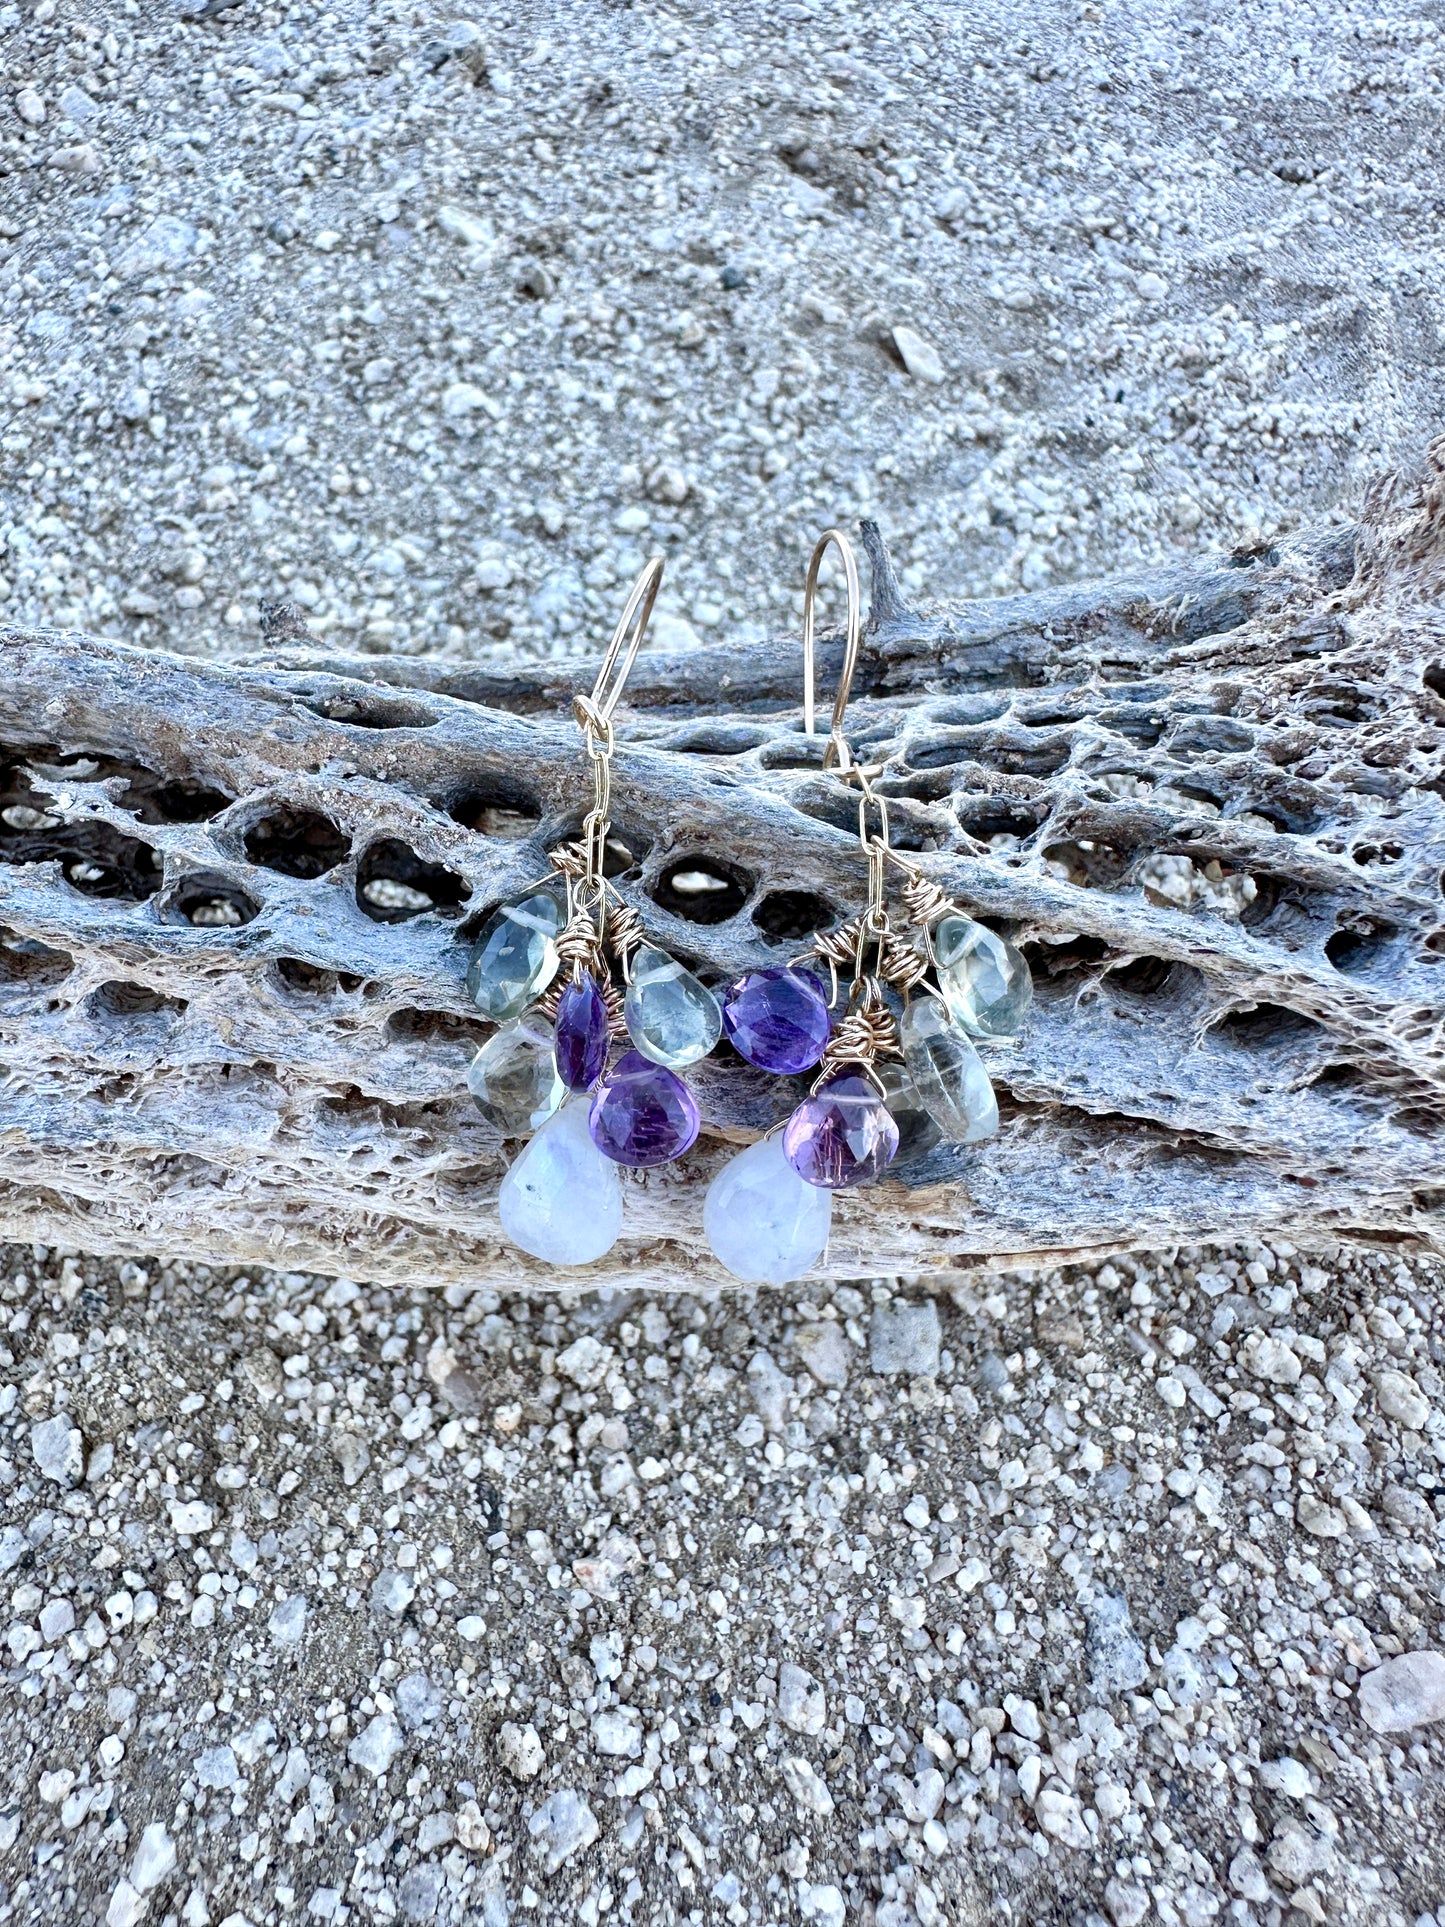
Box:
<box><xmin>782</xmin><ymin>1073</ymin><xmax>900</xmax><ymax>1189</ymax></box>
<box><xmin>554</xmin><ymin>973</ymin><xmax>610</xmax><ymax>1090</ymax></box>
<box><xmin>722</xmin><ymin>966</ymin><xmax>831</xmax><ymax>1074</ymax></box>
<box><xmin>589</xmin><ymin>1049</ymin><xmax>701</xmax><ymax>1168</ymax></box>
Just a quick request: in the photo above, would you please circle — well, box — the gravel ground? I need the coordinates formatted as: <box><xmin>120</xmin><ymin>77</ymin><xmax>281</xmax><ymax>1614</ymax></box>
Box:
<box><xmin>5</xmin><ymin>0</ymin><xmax>1445</xmax><ymax>1923</ymax></box>
<box><xmin>5</xmin><ymin>1241</ymin><xmax>1445</xmax><ymax>1927</ymax></box>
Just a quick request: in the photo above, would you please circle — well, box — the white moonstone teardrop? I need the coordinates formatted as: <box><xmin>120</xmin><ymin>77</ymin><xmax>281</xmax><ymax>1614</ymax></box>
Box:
<box><xmin>900</xmin><ymin>996</ymin><xmax>999</xmax><ymax>1143</ymax></box>
<box><xmin>703</xmin><ymin>1134</ymin><xmax>832</xmax><ymax>1285</ymax></box>
<box><xmin>498</xmin><ymin>1097</ymin><xmax>623</xmax><ymax>1266</ymax></box>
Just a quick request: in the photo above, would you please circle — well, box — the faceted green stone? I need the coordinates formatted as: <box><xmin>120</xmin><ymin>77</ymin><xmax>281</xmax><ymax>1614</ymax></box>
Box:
<box><xmin>464</xmin><ymin>889</ymin><xmax>562</xmax><ymax>1021</ymax></box>
<box><xmin>934</xmin><ymin>914</ymin><xmax>1033</xmax><ymax>1039</ymax></box>
<box><xmin>466</xmin><ymin>1011</ymin><xmax>565</xmax><ymax>1137</ymax></box>
<box><xmin>624</xmin><ymin>946</ymin><xmax>721</xmax><ymax>1069</ymax></box>
<box><xmin>901</xmin><ymin>994</ymin><xmax>999</xmax><ymax>1144</ymax></box>
<box><xmin>875</xmin><ymin>1057</ymin><xmax>942</xmax><ymax>1162</ymax></box>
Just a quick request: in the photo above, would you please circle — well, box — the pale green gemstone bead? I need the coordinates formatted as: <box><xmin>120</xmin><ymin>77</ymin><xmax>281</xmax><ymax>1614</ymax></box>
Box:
<box><xmin>464</xmin><ymin>890</ymin><xmax>562</xmax><ymax>1021</ymax></box>
<box><xmin>900</xmin><ymin>995</ymin><xmax>999</xmax><ymax>1144</ymax></box>
<box><xmin>934</xmin><ymin>914</ymin><xmax>1033</xmax><ymax>1039</ymax></box>
<box><xmin>623</xmin><ymin>945</ymin><xmax>721</xmax><ymax>1069</ymax></box>
<box><xmin>466</xmin><ymin>1011</ymin><xmax>565</xmax><ymax>1137</ymax></box>
<box><xmin>875</xmin><ymin>1057</ymin><xmax>942</xmax><ymax>1162</ymax></box>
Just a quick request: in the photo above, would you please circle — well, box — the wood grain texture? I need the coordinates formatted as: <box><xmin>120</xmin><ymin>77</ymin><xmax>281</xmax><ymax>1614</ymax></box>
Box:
<box><xmin>1</xmin><ymin>456</ymin><xmax>1443</xmax><ymax>1289</ymax></box>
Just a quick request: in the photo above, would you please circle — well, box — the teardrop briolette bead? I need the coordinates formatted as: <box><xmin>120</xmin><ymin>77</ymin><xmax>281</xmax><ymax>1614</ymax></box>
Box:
<box><xmin>874</xmin><ymin>1057</ymin><xmax>942</xmax><ymax>1162</ymax></box>
<box><xmin>466</xmin><ymin>1011</ymin><xmax>564</xmax><ymax>1136</ymax></box>
<box><xmin>624</xmin><ymin>946</ymin><xmax>721</xmax><ymax>1069</ymax></box>
<box><xmin>589</xmin><ymin>1050</ymin><xmax>701</xmax><ymax>1168</ymax></box>
<box><xmin>465</xmin><ymin>889</ymin><xmax>563</xmax><ymax>1022</ymax></box>
<box><xmin>934</xmin><ymin>914</ymin><xmax>1032</xmax><ymax>1039</ymax></box>
<box><xmin>498</xmin><ymin>1096</ymin><xmax>623</xmax><ymax>1266</ymax></box>
<box><xmin>703</xmin><ymin>1134</ymin><xmax>832</xmax><ymax>1285</ymax></box>
<box><xmin>900</xmin><ymin>995</ymin><xmax>999</xmax><ymax>1144</ymax></box>
<box><xmin>554</xmin><ymin>972</ymin><xmax>611</xmax><ymax>1090</ymax></box>
<box><xmin>782</xmin><ymin>1073</ymin><xmax>900</xmax><ymax>1190</ymax></box>
<box><xmin>722</xmin><ymin>966</ymin><xmax>832</xmax><ymax>1074</ymax></box>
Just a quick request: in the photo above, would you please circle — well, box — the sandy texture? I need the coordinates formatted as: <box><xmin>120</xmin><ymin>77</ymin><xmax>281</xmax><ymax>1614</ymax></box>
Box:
<box><xmin>3</xmin><ymin>1</ymin><xmax>1445</xmax><ymax>662</ymax></box>
<box><xmin>4</xmin><ymin>1</ymin><xmax>1445</xmax><ymax>1924</ymax></box>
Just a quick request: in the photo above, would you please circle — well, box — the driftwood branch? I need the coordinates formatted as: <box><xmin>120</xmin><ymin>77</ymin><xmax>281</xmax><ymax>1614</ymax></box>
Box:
<box><xmin>1</xmin><ymin>450</ymin><xmax>1443</xmax><ymax>1289</ymax></box>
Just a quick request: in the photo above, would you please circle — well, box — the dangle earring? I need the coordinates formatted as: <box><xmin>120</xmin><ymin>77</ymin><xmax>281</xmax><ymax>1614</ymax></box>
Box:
<box><xmin>704</xmin><ymin>529</ymin><xmax>1034</xmax><ymax>1285</ymax></box>
<box><xmin>464</xmin><ymin>558</ymin><xmax>722</xmax><ymax>1267</ymax></box>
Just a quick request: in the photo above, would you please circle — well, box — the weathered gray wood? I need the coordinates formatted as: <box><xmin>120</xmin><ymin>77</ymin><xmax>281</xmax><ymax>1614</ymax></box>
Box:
<box><xmin>0</xmin><ymin>464</ymin><xmax>1442</xmax><ymax>1289</ymax></box>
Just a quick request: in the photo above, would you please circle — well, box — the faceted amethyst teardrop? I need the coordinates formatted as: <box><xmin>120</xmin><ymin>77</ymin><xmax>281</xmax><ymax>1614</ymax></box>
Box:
<box><xmin>555</xmin><ymin>973</ymin><xmax>610</xmax><ymax>1090</ymax></box>
<box><xmin>783</xmin><ymin>1073</ymin><xmax>900</xmax><ymax>1189</ymax></box>
<box><xmin>722</xmin><ymin>966</ymin><xmax>831</xmax><ymax>1074</ymax></box>
<box><xmin>589</xmin><ymin>1049</ymin><xmax>701</xmax><ymax>1168</ymax></box>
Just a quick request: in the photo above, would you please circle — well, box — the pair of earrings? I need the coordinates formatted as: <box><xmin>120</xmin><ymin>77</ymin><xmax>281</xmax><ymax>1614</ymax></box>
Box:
<box><xmin>462</xmin><ymin>533</ymin><xmax>1033</xmax><ymax>1283</ymax></box>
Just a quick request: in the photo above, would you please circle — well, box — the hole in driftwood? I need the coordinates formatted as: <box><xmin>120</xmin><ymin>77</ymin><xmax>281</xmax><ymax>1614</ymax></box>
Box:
<box><xmin>302</xmin><ymin>693</ymin><xmax>440</xmax><ymax>730</ymax></box>
<box><xmin>450</xmin><ymin>783</ymin><xmax>542</xmax><ymax>840</ymax></box>
<box><xmin>1326</xmin><ymin>922</ymin><xmax>1397</xmax><ymax>973</ymax></box>
<box><xmin>87</xmin><ymin>980</ymin><xmax>186</xmax><ymax>1020</ymax></box>
<box><xmin>1043</xmin><ymin>839</ymin><xmax>1136</xmax><ymax>888</ymax></box>
<box><xmin>1020</xmin><ymin>934</ymin><xmax>1112</xmax><ymax>978</ymax></box>
<box><xmin>1104</xmin><ymin>955</ymin><xmax>1176</xmax><ymax>997</ymax></box>
<box><xmin>244</xmin><ymin>806</ymin><xmax>352</xmax><ymax>879</ymax></box>
<box><xmin>0</xmin><ymin>932</ymin><xmax>71</xmax><ymax>986</ymax></box>
<box><xmin>386</xmin><ymin>1007</ymin><xmax>491</xmax><ymax>1051</ymax></box>
<box><xmin>1424</xmin><ymin>663</ymin><xmax>1445</xmax><ymax>701</ymax></box>
<box><xmin>1215</xmin><ymin>1003</ymin><xmax>1324</xmax><ymax>1048</ymax></box>
<box><xmin>61</xmin><ymin>829</ymin><xmax>164</xmax><ymax>900</ymax></box>
<box><xmin>753</xmin><ymin>890</ymin><xmax>838</xmax><ymax>943</ymax></box>
<box><xmin>651</xmin><ymin>855</ymin><xmax>753</xmax><ymax>925</ymax></box>
<box><xmin>357</xmin><ymin>840</ymin><xmax>469</xmax><ymax>922</ymax></box>
<box><xmin>274</xmin><ymin>957</ymin><xmax>364</xmax><ymax>995</ymax></box>
<box><xmin>118</xmin><ymin>772</ymin><xmax>232</xmax><ymax>824</ymax></box>
<box><xmin>956</xmin><ymin>802</ymin><xmax>1044</xmax><ymax>846</ymax></box>
<box><xmin>169</xmin><ymin>875</ymin><xmax>261</xmax><ymax>927</ymax></box>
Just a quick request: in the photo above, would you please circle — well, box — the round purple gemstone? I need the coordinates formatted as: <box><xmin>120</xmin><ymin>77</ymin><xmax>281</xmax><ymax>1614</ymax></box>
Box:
<box><xmin>589</xmin><ymin>1049</ymin><xmax>701</xmax><ymax>1168</ymax></box>
<box><xmin>555</xmin><ymin>973</ymin><xmax>610</xmax><ymax>1090</ymax></box>
<box><xmin>722</xmin><ymin>966</ymin><xmax>831</xmax><ymax>1074</ymax></box>
<box><xmin>783</xmin><ymin>1073</ymin><xmax>900</xmax><ymax>1189</ymax></box>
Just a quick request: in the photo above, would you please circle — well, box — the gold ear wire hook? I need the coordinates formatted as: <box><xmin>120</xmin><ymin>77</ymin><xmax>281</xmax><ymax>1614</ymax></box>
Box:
<box><xmin>573</xmin><ymin>555</ymin><xmax>664</xmax><ymax>899</ymax></box>
<box><xmin>801</xmin><ymin>527</ymin><xmax>863</xmax><ymax>775</ymax></box>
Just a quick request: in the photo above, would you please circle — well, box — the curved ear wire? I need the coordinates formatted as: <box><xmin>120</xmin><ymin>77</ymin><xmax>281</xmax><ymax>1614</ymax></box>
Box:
<box><xmin>801</xmin><ymin>527</ymin><xmax>863</xmax><ymax>774</ymax></box>
<box><xmin>579</xmin><ymin>554</ymin><xmax>665</xmax><ymax>734</ymax></box>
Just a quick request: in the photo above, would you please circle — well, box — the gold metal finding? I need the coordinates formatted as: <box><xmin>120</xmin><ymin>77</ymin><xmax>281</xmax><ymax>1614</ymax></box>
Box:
<box><xmin>801</xmin><ymin>527</ymin><xmax>864</xmax><ymax>774</ymax></box>
<box><xmin>549</xmin><ymin>558</ymin><xmax>662</xmax><ymax>986</ymax></box>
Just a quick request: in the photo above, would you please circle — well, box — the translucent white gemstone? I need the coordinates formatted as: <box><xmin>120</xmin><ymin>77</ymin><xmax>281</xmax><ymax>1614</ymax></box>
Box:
<box><xmin>901</xmin><ymin>995</ymin><xmax>998</xmax><ymax>1143</ymax></box>
<box><xmin>466</xmin><ymin>1012</ymin><xmax>564</xmax><ymax>1136</ymax></box>
<box><xmin>498</xmin><ymin>1098</ymin><xmax>623</xmax><ymax>1266</ymax></box>
<box><xmin>624</xmin><ymin>946</ymin><xmax>722</xmax><ymax>1068</ymax></box>
<box><xmin>703</xmin><ymin>1135</ymin><xmax>832</xmax><ymax>1285</ymax></box>
<box><xmin>934</xmin><ymin>914</ymin><xmax>1033</xmax><ymax>1039</ymax></box>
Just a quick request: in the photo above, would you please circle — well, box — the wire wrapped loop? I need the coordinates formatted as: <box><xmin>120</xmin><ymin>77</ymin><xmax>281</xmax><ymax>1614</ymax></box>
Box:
<box><xmin>801</xmin><ymin>528</ymin><xmax>864</xmax><ymax>775</ymax></box>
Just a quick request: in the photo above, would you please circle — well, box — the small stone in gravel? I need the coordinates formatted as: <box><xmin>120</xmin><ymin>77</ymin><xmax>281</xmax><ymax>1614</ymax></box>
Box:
<box><xmin>592</xmin><ymin>1706</ymin><xmax>641</xmax><ymax>1757</ymax></box>
<box><xmin>131</xmin><ymin>1822</ymin><xmax>177</xmax><ymax>1892</ymax></box>
<box><xmin>396</xmin><ymin>1671</ymin><xmax>443</xmax><ymax>1730</ymax></box>
<box><xmin>106</xmin><ymin>1880</ymin><xmax>145</xmax><ymax>1927</ymax></box>
<box><xmin>195</xmin><ymin>1745</ymin><xmax>239</xmax><ymax>1790</ymax></box>
<box><xmin>1297</xmin><ymin>1494</ymin><xmax>1347</xmax><ymax>1538</ymax></box>
<box><xmin>778</xmin><ymin>1662</ymin><xmax>826</xmax><ymax>1734</ymax></box>
<box><xmin>1103</xmin><ymin>1878</ymin><xmax>1151</xmax><ymax>1927</ymax></box>
<box><xmin>370</xmin><ymin>1569</ymin><xmax>416</xmax><ymax>1617</ymax></box>
<box><xmin>349</xmin><ymin>1712</ymin><xmax>404</xmax><ymax>1777</ymax></box>
<box><xmin>891</xmin><ymin>1767</ymin><xmax>944</xmax><ymax>1822</ymax></box>
<box><xmin>398</xmin><ymin>1863</ymin><xmax>444</xmax><ymax>1922</ymax></box>
<box><xmin>168</xmin><ymin>1499</ymin><xmax>214</xmax><ymax>1535</ymax></box>
<box><xmin>1259</xmin><ymin>1757</ymin><xmax>1313</xmax><ymax>1798</ymax></box>
<box><xmin>782</xmin><ymin>1755</ymin><xmax>835</xmax><ymax>1816</ymax></box>
<box><xmin>31</xmin><ymin>1415</ymin><xmax>82</xmax><ymax>1486</ymax></box>
<box><xmin>1086</xmin><ymin>1593</ymin><xmax>1148</xmax><ymax>1694</ymax></box>
<box><xmin>528</xmin><ymin>1788</ymin><xmax>598</xmax><ymax>1872</ymax></box>
<box><xmin>268</xmin><ymin>1595</ymin><xmax>307</xmax><ymax>1646</ymax></box>
<box><xmin>1377</xmin><ymin>1369</ymin><xmax>1431</xmax><ymax>1430</ymax></box>
<box><xmin>39</xmin><ymin>1598</ymin><xmax>75</xmax><ymax>1642</ymax></box>
<box><xmin>891</xmin><ymin>324</ymin><xmax>946</xmax><ymax>383</ymax></box>
<box><xmin>794</xmin><ymin>1321</ymin><xmax>850</xmax><ymax>1389</ymax></box>
<box><xmin>1358</xmin><ymin>1651</ymin><xmax>1445</xmax><ymax>1732</ymax></box>
<box><xmin>498</xmin><ymin>1721</ymin><xmax>544</xmax><ymax>1780</ymax></box>
<box><xmin>869</xmin><ymin>1300</ymin><xmax>940</xmax><ymax>1377</ymax></box>
<box><xmin>331</xmin><ymin>1433</ymin><xmax>370</xmax><ymax>1486</ymax></box>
